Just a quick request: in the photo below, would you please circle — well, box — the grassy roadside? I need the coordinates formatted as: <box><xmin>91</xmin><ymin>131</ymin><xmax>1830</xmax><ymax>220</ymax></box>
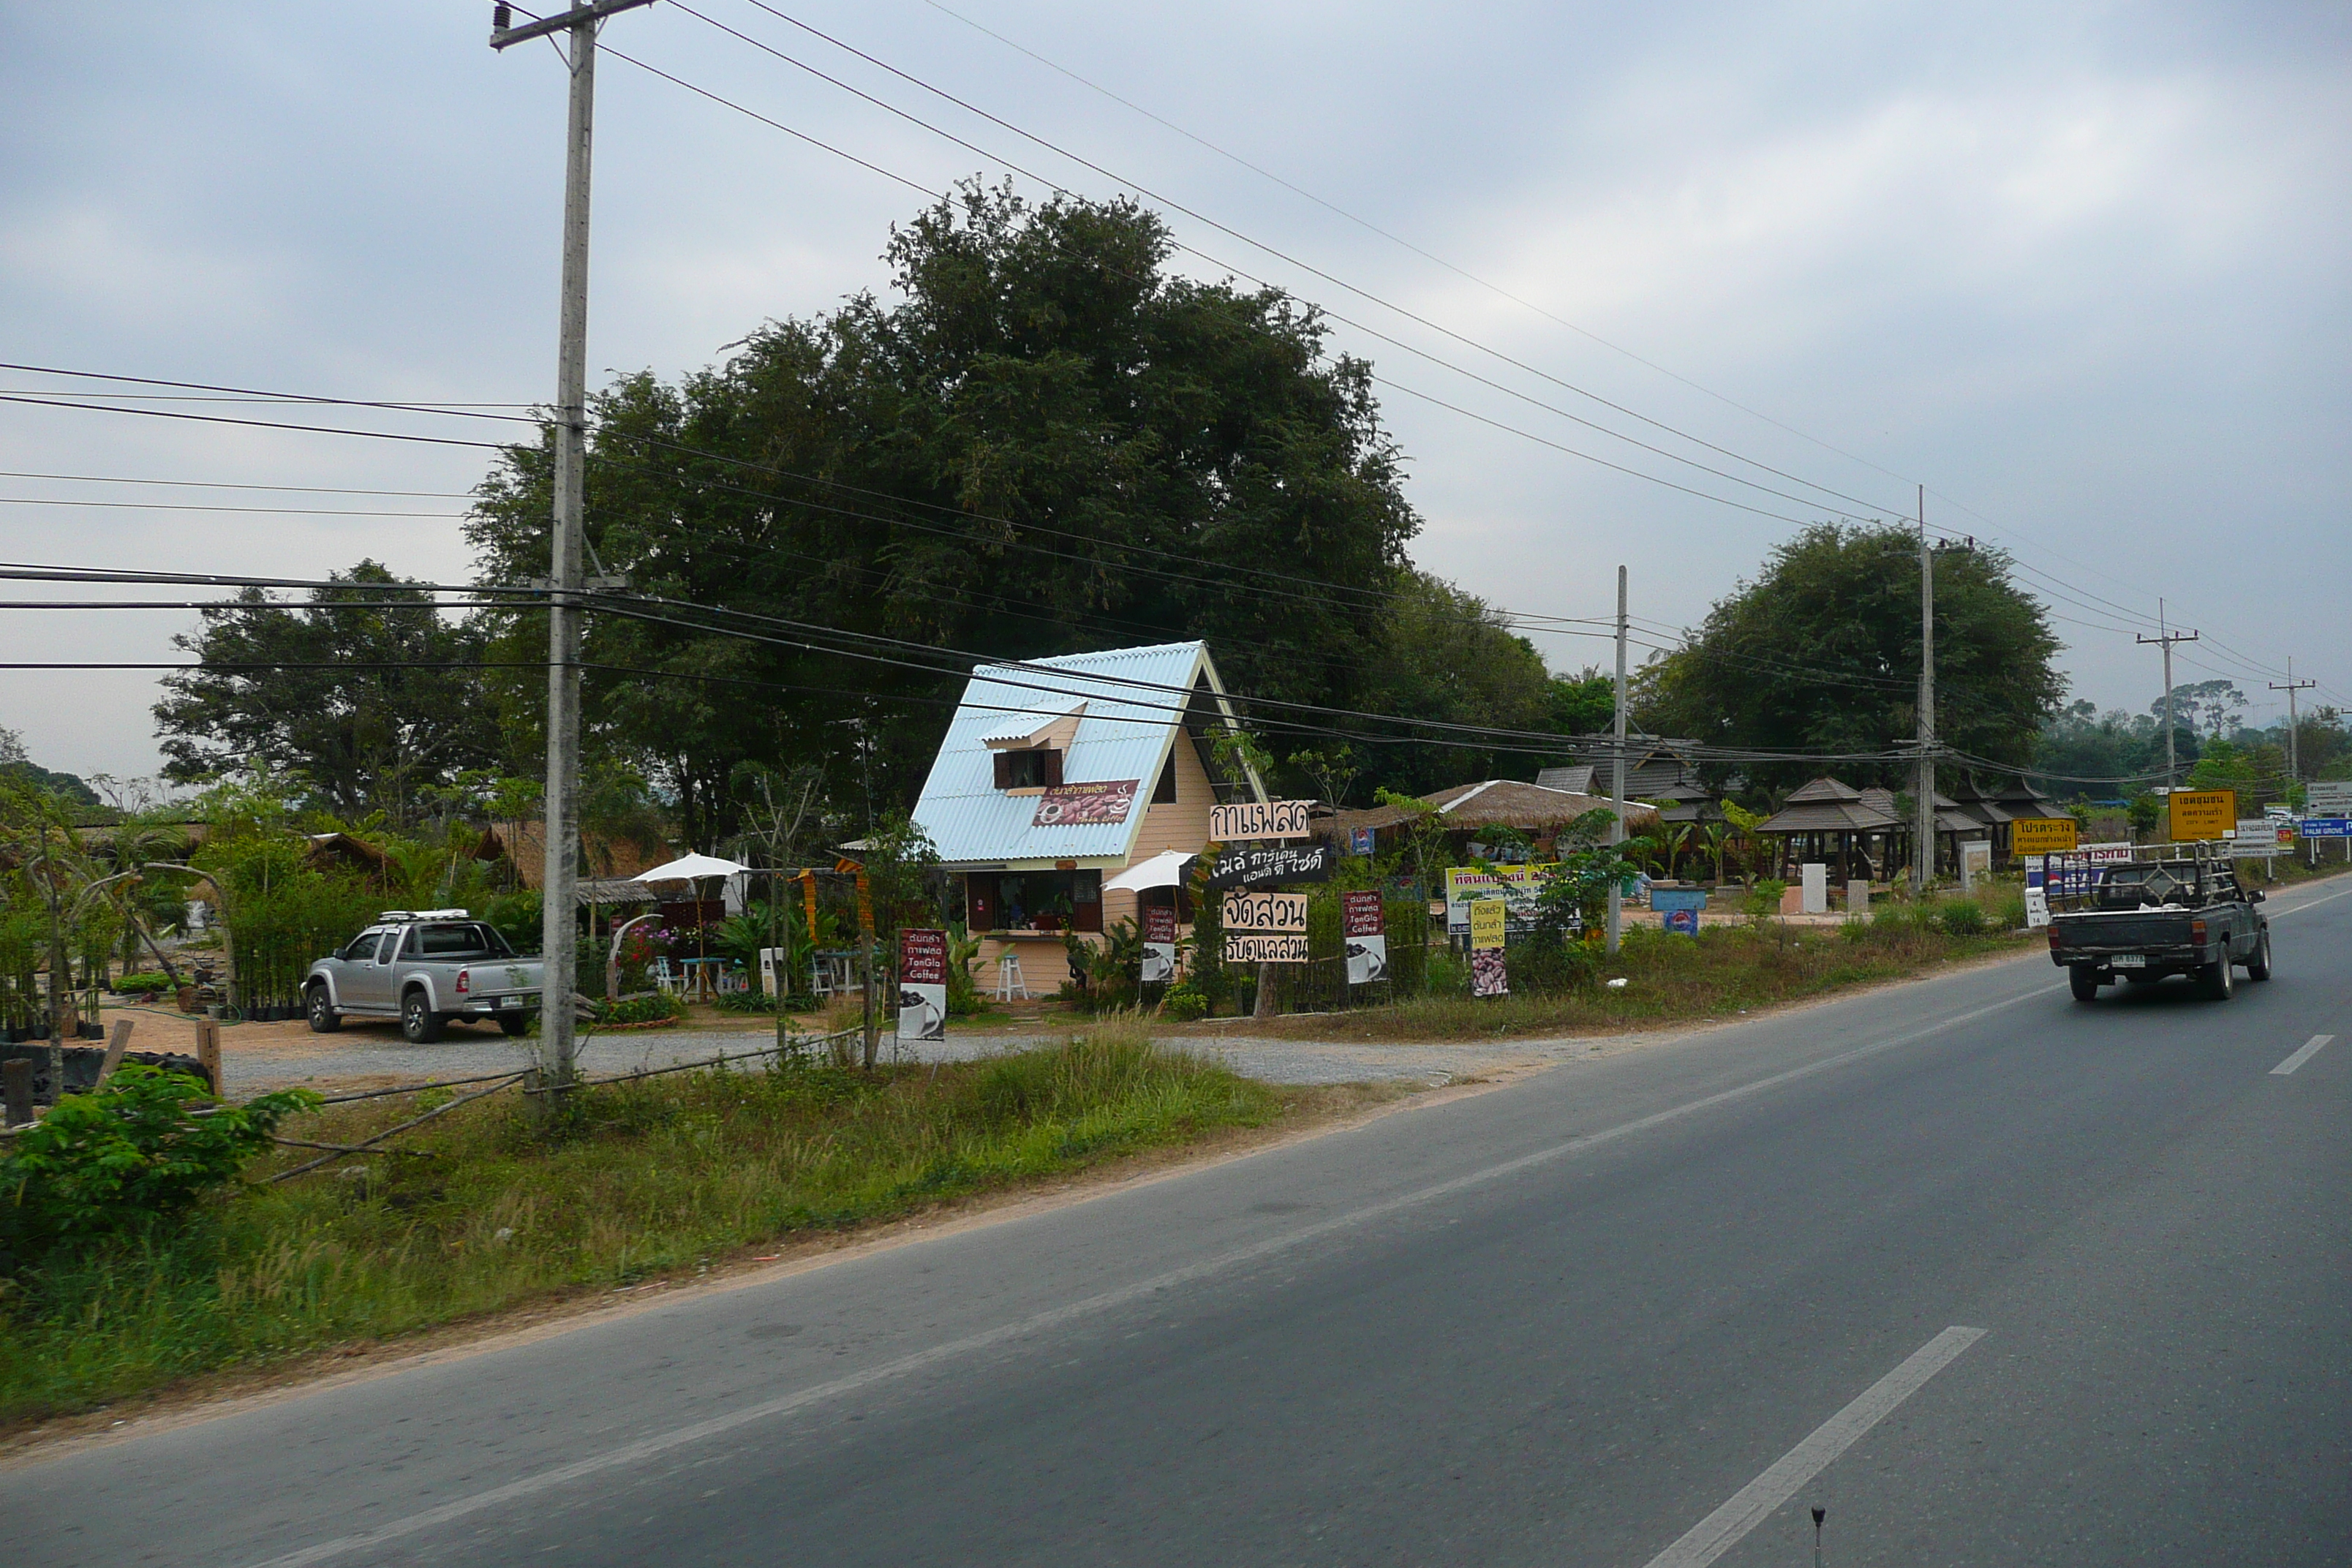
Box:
<box><xmin>1235</xmin><ymin>908</ymin><xmax>2038</xmax><ymax>1043</ymax></box>
<box><xmin>0</xmin><ymin>1025</ymin><xmax>1314</xmax><ymax>1427</ymax></box>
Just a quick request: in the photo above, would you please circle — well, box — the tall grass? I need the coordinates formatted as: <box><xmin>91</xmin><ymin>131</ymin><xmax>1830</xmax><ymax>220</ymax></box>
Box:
<box><xmin>0</xmin><ymin>1023</ymin><xmax>1285</xmax><ymax>1423</ymax></box>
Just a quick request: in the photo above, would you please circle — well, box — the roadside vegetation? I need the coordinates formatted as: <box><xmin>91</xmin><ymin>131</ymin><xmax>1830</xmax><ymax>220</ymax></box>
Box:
<box><xmin>0</xmin><ymin>1024</ymin><xmax>1311</xmax><ymax>1426</ymax></box>
<box><xmin>1238</xmin><ymin>894</ymin><xmax>2037</xmax><ymax>1043</ymax></box>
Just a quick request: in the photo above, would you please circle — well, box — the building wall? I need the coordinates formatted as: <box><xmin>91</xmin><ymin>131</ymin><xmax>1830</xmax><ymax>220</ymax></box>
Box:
<box><xmin>1101</xmin><ymin>735</ymin><xmax>1216</xmax><ymax>934</ymax></box>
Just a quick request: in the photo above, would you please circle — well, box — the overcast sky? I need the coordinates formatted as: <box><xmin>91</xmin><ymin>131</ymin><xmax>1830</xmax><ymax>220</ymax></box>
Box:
<box><xmin>3</xmin><ymin>0</ymin><xmax>2346</xmax><ymax>785</ymax></box>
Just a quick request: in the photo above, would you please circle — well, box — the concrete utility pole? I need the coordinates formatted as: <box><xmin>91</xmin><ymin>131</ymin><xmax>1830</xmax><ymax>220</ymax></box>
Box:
<box><xmin>2138</xmin><ymin>599</ymin><xmax>2199</xmax><ymax>803</ymax></box>
<box><xmin>2271</xmin><ymin>660</ymin><xmax>2315</xmax><ymax>790</ymax></box>
<box><xmin>491</xmin><ymin>0</ymin><xmax>653</xmax><ymax>1095</ymax></box>
<box><xmin>1914</xmin><ymin>487</ymin><xmax>1935</xmax><ymax>894</ymax></box>
<box><xmin>1607</xmin><ymin>565</ymin><xmax>1629</xmax><ymax>955</ymax></box>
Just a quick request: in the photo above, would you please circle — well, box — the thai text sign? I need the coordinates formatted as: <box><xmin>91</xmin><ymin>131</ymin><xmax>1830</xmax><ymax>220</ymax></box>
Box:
<box><xmin>1225</xmin><ymin>932</ymin><xmax>1308</xmax><ymax>963</ymax></box>
<box><xmin>2306</xmin><ymin>781</ymin><xmax>2352</xmax><ymax>815</ymax></box>
<box><xmin>1142</xmin><ymin>905</ymin><xmax>1177</xmax><ymax>984</ymax></box>
<box><xmin>1223</xmin><ymin>890</ymin><xmax>1308</xmax><ymax>932</ymax></box>
<box><xmin>2166</xmin><ymin>789</ymin><xmax>2235</xmax><ymax>843</ymax></box>
<box><xmin>1205</xmin><ymin>840</ymin><xmax>1332</xmax><ymax>890</ymax></box>
<box><xmin>2297</xmin><ymin>816</ymin><xmax>2351</xmax><ymax>838</ymax></box>
<box><xmin>1444</xmin><ymin>864</ymin><xmax>1556</xmax><ymax>938</ymax></box>
<box><xmin>2230</xmin><ymin>818</ymin><xmax>2292</xmax><ymax>858</ymax></box>
<box><xmin>2009</xmin><ymin>817</ymin><xmax>2078</xmax><ymax>855</ymax></box>
<box><xmin>1342</xmin><ymin>889</ymin><xmax>1387</xmax><ymax>986</ymax></box>
<box><xmin>1207</xmin><ymin>799</ymin><xmax>1312</xmax><ymax>841</ymax></box>
<box><xmin>1468</xmin><ymin>897</ymin><xmax>1507</xmax><ymax>951</ymax></box>
<box><xmin>896</xmin><ymin>928</ymin><xmax>946</xmax><ymax>1043</ymax></box>
<box><xmin>1032</xmin><ymin>780</ymin><xmax>1139</xmax><ymax>827</ymax></box>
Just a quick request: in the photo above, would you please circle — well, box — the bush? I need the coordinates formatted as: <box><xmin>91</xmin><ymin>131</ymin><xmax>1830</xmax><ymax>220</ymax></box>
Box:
<box><xmin>1935</xmin><ymin>900</ymin><xmax>1987</xmax><ymax>936</ymax></box>
<box><xmin>1990</xmin><ymin>891</ymin><xmax>2027</xmax><ymax>930</ymax></box>
<box><xmin>112</xmin><ymin>973</ymin><xmax>176</xmax><ymax>996</ymax></box>
<box><xmin>0</xmin><ymin>1067</ymin><xmax>317</xmax><ymax>1267</ymax></box>
<box><xmin>598</xmin><ymin>992</ymin><xmax>686</xmax><ymax>1027</ymax></box>
<box><xmin>1744</xmin><ymin>880</ymin><xmax>1788</xmax><ymax>920</ymax></box>
<box><xmin>1509</xmin><ymin>934</ymin><xmax>1601</xmax><ymax>995</ymax></box>
<box><xmin>1159</xmin><ymin>982</ymin><xmax>1208</xmax><ymax>1022</ymax></box>
<box><xmin>713</xmin><ymin>990</ymin><xmax>778</xmax><ymax>1014</ymax></box>
<box><xmin>1423</xmin><ymin>949</ymin><xmax>1471</xmax><ymax>997</ymax></box>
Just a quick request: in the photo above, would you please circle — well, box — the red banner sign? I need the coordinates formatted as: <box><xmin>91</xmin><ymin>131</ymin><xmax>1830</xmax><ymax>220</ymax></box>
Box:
<box><xmin>1033</xmin><ymin>780</ymin><xmax>1140</xmax><ymax>826</ymax></box>
<box><xmin>898</xmin><ymin>927</ymin><xmax>946</xmax><ymax>985</ymax></box>
<box><xmin>1142</xmin><ymin>905</ymin><xmax>1178</xmax><ymax>944</ymax></box>
<box><xmin>1341</xmin><ymin>889</ymin><xmax>1384</xmax><ymax>938</ymax></box>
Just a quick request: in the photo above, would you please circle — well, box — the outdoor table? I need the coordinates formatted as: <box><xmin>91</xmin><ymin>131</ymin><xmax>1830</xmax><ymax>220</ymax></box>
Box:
<box><xmin>676</xmin><ymin>956</ymin><xmax>727</xmax><ymax>1001</ymax></box>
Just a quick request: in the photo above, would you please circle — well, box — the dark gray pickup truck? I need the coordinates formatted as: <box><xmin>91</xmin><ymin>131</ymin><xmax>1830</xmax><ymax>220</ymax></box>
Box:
<box><xmin>2045</xmin><ymin>850</ymin><xmax>2271</xmax><ymax>1002</ymax></box>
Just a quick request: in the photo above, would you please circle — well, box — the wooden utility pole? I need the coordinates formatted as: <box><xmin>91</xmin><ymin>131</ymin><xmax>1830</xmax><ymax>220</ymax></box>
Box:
<box><xmin>491</xmin><ymin>0</ymin><xmax>652</xmax><ymax>1100</ymax></box>
<box><xmin>1607</xmin><ymin>565</ymin><xmax>1629</xmax><ymax>954</ymax></box>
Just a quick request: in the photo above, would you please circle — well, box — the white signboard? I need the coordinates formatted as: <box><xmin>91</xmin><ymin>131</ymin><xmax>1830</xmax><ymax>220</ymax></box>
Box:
<box><xmin>2306</xmin><ymin>780</ymin><xmax>2352</xmax><ymax>815</ymax></box>
<box><xmin>2229</xmin><ymin>818</ymin><xmax>2291</xmax><ymax>859</ymax></box>
<box><xmin>1222</xmin><ymin>889</ymin><xmax>1308</xmax><ymax>933</ymax></box>
<box><xmin>1207</xmin><ymin>799</ymin><xmax>1313</xmax><ymax>841</ymax></box>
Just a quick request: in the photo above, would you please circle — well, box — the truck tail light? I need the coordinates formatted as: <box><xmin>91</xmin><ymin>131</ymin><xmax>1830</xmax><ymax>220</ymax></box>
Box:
<box><xmin>456</xmin><ymin>968</ymin><xmax>470</xmax><ymax>995</ymax></box>
<box><xmin>2190</xmin><ymin>919</ymin><xmax>2206</xmax><ymax>943</ymax></box>
<box><xmin>2047</xmin><ymin>927</ymin><xmax>2064</xmax><ymax>949</ymax></box>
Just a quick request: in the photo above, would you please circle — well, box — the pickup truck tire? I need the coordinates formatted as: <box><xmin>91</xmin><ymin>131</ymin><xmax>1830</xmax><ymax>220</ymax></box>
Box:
<box><xmin>2201</xmin><ymin>957</ymin><xmax>2235</xmax><ymax>1001</ymax></box>
<box><xmin>305</xmin><ymin>982</ymin><xmax>342</xmax><ymax>1033</ymax></box>
<box><xmin>2246</xmin><ymin>931</ymin><xmax>2273</xmax><ymax>982</ymax></box>
<box><xmin>401</xmin><ymin>989</ymin><xmax>448</xmax><ymax>1044</ymax></box>
<box><xmin>497</xmin><ymin>1013</ymin><xmax>529</xmax><ymax>1037</ymax></box>
<box><xmin>2068</xmin><ymin>967</ymin><xmax>2103</xmax><ymax>1002</ymax></box>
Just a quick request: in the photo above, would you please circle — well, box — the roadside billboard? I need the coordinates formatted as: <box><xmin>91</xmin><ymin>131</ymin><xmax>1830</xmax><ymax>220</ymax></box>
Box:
<box><xmin>2307</xmin><ymin>780</ymin><xmax>2352</xmax><ymax>815</ymax></box>
<box><xmin>1444</xmin><ymin>864</ymin><xmax>1558</xmax><ymax>939</ymax></box>
<box><xmin>1141</xmin><ymin>905</ymin><xmax>1177</xmax><ymax>984</ymax></box>
<box><xmin>2166</xmin><ymin>789</ymin><xmax>2236</xmax><ymax>843</ymax></box>
<box><xmin>1468</xmin><ymin>898</ymin><xmax>1507</xmax><ymax>998</ymax></box>
<box><xmin>2229</xmin><ymin>818</ymin><xmax>2293</xmax><ymax>859</ymax></box>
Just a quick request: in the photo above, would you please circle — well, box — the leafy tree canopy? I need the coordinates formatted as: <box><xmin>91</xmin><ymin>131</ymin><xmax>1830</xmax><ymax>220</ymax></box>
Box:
<box><xmin>152</xmin><ymin>562</ymin><xmax>492</xmax><ymax>824</ymax></box>
<box><xmin>1640</xmin><ymin>522</ymin><xmax>2062</xmax><ymax>795</ymax></box>
<box><xmin>0</xmin><ymin>725</ymin><xmax>99</xmax><ymax>807</ymax></box>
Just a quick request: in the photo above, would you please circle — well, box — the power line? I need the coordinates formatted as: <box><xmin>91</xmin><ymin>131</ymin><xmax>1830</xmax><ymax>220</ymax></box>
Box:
<box><xmin>0</xmin><ymin>469</ymin><xmax>477</xmax><ymax>498</ymax></box>
<box><xmin>0</xmin><ymin>496</ymin><xmax>467</xmax><ymax>519</ymax></box>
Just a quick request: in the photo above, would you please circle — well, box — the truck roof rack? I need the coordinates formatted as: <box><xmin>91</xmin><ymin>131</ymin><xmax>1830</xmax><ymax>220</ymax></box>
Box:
<box><xmin>377</xmin><ymin>908</ymin><xmax>472</xmax><ymax>921</ymax></box>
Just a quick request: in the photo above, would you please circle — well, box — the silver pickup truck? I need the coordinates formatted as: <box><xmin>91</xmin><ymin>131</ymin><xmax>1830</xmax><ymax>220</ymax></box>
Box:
<box><xmin>304</xmin><ymin>910</ymin><xmax>543</xmax><ymax>1043</ymax></box>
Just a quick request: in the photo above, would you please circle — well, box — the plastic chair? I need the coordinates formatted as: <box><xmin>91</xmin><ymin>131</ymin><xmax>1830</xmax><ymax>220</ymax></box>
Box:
<box><xmin>651</xmin><ymin>958</ymin><xmax>680</xmax><ymax>995</ymax></box>
<box><xmin>809</xmin><ymin>958</ymin><xmax>835</xmax><ymax>999</ymax></box>
<box><xmin>994</xmin><ymin>954</ymin><xmax>1029</xmax><ymax>1001</ymax></box>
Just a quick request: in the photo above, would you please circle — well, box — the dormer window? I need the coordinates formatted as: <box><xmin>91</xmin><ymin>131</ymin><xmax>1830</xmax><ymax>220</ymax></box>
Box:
<box><xmin>994</xmin><ymin>748</ymin><xmax>1063</xmax><ymax>790</ymax></box>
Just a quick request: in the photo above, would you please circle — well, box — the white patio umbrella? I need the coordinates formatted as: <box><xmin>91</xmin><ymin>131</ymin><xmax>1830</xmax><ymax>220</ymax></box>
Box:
<box><xmin>633</xmin><ymin>852</ymin><xmax>751</xmax><ymax>883</ymax></box>
<box><xmin>1104</xmin><ymin>850</ymin><xmax>1194</xmax><ymax>893</ymax></box>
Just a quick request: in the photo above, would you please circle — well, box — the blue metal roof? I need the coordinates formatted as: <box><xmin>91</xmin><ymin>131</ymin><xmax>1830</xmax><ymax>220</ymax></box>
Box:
<box><xmin>912</xmin><ymin>641</ymin><xmax>1237</xmax><ymax>869</ymax></box>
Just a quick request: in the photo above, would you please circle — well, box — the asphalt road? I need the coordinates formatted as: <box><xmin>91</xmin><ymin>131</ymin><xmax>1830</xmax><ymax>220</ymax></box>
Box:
<box><xmin>11</xmin><ymin>878</ymin><xmax>2350</xmax><ymax>1566</ymax></box>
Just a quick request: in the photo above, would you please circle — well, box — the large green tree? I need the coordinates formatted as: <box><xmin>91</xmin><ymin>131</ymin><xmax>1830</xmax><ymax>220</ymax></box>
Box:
<box><xmin>1641</xmin><ymin>523</ymin><xmax>2063</xmax><ymax>795</ymax></box>
<box><xmin>152</xmin><ymin>562</ymin><xmax>491</xmax><ymax>823</ymax></box>
<box><xmin>467</xmin><ymin>185</ymin><xmax>1426</xmax><ymax>846</ymax></box>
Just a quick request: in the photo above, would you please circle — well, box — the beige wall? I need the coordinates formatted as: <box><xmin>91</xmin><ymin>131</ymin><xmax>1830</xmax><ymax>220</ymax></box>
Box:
<box><xmin>1101</xmin><ymin>734</ymin><xmax>1215</xmax><ymax>934</ymax></box>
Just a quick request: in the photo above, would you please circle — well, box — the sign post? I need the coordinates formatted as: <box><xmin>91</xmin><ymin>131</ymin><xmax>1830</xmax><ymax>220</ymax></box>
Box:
<box><xmin>1142</xmin><ymin>905</ymin><xmax>1177</xmax><ymax>985</ymax></box>
<box><xmin>1342</xmin><ymin>890</ymin><xmax>1387</xmax><ymax>987</ymax></box>
<box><xmin>1468</xmin><ymin>898</ymin><xmax>1508</xmax><ymax>998</ymax></box>
<box><xmin>896</xmin><ymin>929</ymin><xmax>947</xmax><ymax>1044</ymax></box>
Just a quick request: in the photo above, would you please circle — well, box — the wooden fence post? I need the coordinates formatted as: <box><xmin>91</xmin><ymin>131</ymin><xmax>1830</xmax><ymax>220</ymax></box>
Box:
<box><xmin>3</xmin><ymin>1058</ymin><xmax>32</xmax><ymax>1128</ymax></box>
<box><xmin>195</xmin><ymin>1018</ymin><xmax>222</xmax><ymax>1096</ymax></box>
<box><xmin>99</xmin><ymin>1017</ymin><xmax>135</xmax><ymax>1085</ymax></box>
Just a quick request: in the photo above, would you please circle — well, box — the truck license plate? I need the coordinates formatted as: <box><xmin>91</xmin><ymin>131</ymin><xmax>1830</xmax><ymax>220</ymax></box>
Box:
<box><xmin>2111</xmin><ymin>954</ymin><xmax>2145</xmax><ymax>968</ymax></box>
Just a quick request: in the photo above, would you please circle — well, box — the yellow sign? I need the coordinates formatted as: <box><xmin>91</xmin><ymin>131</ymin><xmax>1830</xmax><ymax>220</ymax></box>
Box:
<box><xmin>2010</xmin><ymin>817</ymin><xmax>2078</xmax><ymax>855</ymax></box>
<box><xmin>2167</xmin><ymin>789</ymin><xmax>2236</xmax><ymax>843</ymax></box>
<box><xmin>1469</xmin><ymin>897</ymin><xmax>1507</xmax><ymax>951</ymax></box>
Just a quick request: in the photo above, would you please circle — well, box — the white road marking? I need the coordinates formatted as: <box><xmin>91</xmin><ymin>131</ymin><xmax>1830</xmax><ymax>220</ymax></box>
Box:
<box><xmin>2272</xmin><ymin>881</ymin><xmax>2352</xmax><ymax>918</ymax></box>
<box><xmin>2271</xmin><ymin>1035</ymin><xmax>2334</xmax><ymax>1076</ymax></box>
<box><xmin>1640</xmin><ymin>1326</ymin><xmax>1989</xmax><ymax>1568</ymax></box>
<box><xmin>238</xmin><ymin>984</ymin><xmax>2062</xmax><ymax>1568</ymax></box>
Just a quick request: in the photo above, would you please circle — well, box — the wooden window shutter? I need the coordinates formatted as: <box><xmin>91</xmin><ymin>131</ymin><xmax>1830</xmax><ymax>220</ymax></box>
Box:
<box><xmin>992</xmin><ymin>751</ymin><xmax>1014</xmax><ymax>789</ymax></box>
<box><xmin>1042</xmin><ymin>749</ymin><xmax>1064</xmax><ymax>787</ymax></box>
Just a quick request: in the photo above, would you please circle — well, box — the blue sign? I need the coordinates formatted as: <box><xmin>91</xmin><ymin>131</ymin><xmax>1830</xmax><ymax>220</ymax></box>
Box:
<box><xmin>2298</xmin><ymin>817</ymin><xmax>2351</xmax><ymax>837</ymax></box>
<box><xmin>1664</xmin><ymin>908</ymin><xmax>1700</xmax><ymax>936</ymax></box>
<box><xmin>1349</xmin><ymin>826</ymin><xmax>1376</xmax><ymax>856</ymax></box>
<box><xmin>1651</xmin><ymin>888</ymin><xmax>1710</xmax><ymax>914</ymax></box>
